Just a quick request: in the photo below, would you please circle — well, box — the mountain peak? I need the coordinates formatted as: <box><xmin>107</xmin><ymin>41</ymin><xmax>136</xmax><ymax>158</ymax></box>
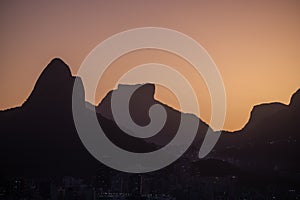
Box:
<box><xmin>42</xmin><ymin>58</ymin><xmax>72</xmax><ymax>79</ymax></box>
<box><xmin>37</xmin><ymin>58</ymin><xmax>72</xmax><ymax>86</ymax></box>
<box><xmin>289</xmin><ymin>88</ymin><xmax>300</xmax><ymax>109</ymax></box>
<box><xmin>251</xmin><ymin>102</ymin><xmax>287</xmax><ymax>116</ymax></box>
<box><xmin>117</xmin><ymin>83</ymin><xmax>155</xmax><ymax>97</ymax></box>
<box><xmin>23</xmin><ymin>58</ymin><xmax>75</xmax><ymax>108</ymax></box>
<box><xmin>50</xmin><ymin>57</ymin><xmax>66</xmax><ymax>64</ymax></box>
<box><xmin>243</xmin><ymin>102</ymin><xmax>287</xmax><ymax>131</ymax></box>
<box><xmin>96</xmin><ymin>83</ymin><xmax>156</xmax><ymax>120</ymax></box>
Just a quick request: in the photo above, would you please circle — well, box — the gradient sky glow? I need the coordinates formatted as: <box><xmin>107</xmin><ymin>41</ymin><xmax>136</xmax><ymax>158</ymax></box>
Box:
<box><xmin>1</xmin><ymin>0</ymin><xmax>300</xmax><ymax>131</ymax></box>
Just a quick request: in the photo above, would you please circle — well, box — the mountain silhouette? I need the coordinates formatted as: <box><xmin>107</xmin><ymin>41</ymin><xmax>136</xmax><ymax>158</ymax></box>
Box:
<box><xmin>25</xmin><ymin>58</ymin><xmax>73</xmax><ymax>106</ymax></box>
<box><xmin>0</xmin><ymin>58</ymin><xmax>299</xmax><ymax>178</ymax></box>
<box><xmin>215</xmin><ymin>89</ymin><xmax>300</xmax><ymax>171</ymax></box>
<box><xmin>96</xmin><ymin>83</ymin><xmax>210</xmax><ymax>150</ymax></box>
<box><xmin>0</xmin><ymin>59</ymin><xmax>101</xmax><ymax>177</ymax></box>
<box><xmin>0</xmin><ymin>58</ymin><xmax>210</xmax><ymax>177</ymax></box>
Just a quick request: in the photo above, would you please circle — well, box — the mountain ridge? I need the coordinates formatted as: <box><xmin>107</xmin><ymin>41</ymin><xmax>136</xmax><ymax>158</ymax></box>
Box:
<box><xmin>0</xmin><ymin>58</ymin><xmax>299</xmax><ymax>177</ymax></box>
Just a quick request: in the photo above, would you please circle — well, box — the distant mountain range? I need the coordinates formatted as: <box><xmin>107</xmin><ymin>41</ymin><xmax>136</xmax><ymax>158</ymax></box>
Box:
<box><xmin>0</xmin><ymin>58</ymin><xmax>299</xmax><ymax>178</ymax></box>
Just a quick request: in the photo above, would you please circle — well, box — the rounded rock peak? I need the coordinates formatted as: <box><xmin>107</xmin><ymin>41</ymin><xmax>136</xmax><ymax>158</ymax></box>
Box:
<box><xmin>290</xmin><ymin>88</ymin><xmax>300</xmax><ymax>107</ymax></box>
<box><xmin>32</xmin><ymin>58</ymin><xmax>73</xmax><ymax>95</ymax></box>
<box><xmin>41</xmin><ymin>58</ymin><xmax>72</xmax><ymax>79</ymax></box>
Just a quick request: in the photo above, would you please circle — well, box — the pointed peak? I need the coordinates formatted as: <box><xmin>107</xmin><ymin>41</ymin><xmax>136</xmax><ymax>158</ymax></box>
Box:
<box><xmin>50</xmin><ymin>57</ymin><xmax>67</xmax><ymax>65</ymax></box>
<box><xmin>23</xmin><ymin>58</ymin><xmax>77</xmax><ymax>108</ymax></box>
<box><xmin>42</xmin><ymin>58</ymin><xmax>72</xmax><ymax>79</ymax></box>
<box><xmin>30</xmin><ymin>58</ymin><xmax>73</xmax><ymax>95</ymax></box>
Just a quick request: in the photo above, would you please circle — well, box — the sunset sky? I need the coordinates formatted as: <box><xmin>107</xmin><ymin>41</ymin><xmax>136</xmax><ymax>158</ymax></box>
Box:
<box><xmin>1</xmin><ymin>0</ymin><xmax>300</xmax><ymax>131</ymax></box>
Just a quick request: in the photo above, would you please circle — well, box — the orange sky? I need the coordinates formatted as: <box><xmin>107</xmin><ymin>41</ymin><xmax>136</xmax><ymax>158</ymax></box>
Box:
<box><xmin>0</xmin><ymin>0</ymin><xmax>300</xmax><ymax>131</ymax></box>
